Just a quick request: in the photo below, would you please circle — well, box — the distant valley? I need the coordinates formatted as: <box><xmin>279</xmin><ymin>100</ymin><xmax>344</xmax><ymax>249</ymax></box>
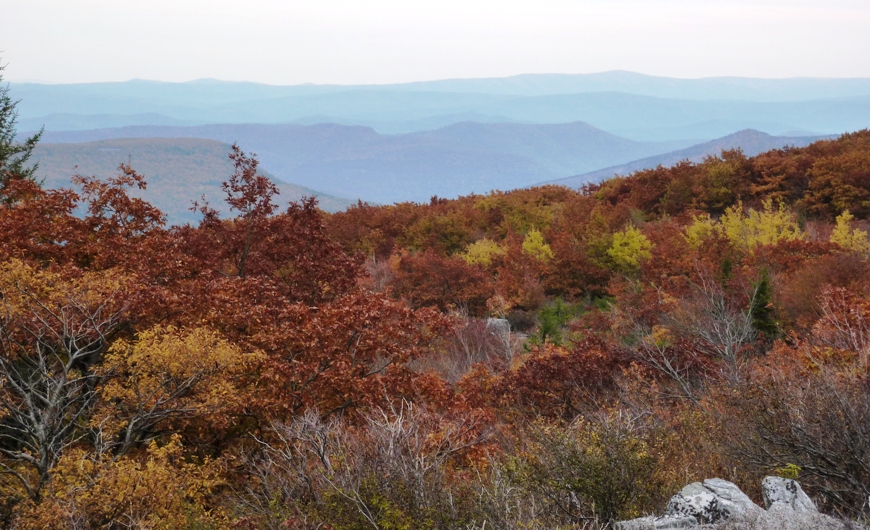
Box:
<box><xmin>16</xmin><ymin>90</ymin><xmax>868</xmax><ymax>141</ymax></box>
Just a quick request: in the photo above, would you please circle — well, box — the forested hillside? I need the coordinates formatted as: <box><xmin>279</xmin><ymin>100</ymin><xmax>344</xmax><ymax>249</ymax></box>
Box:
<box><xmin>547</xmin><ymin>128</ymin><xmax>830</xmax><ymax>187</ymax></box>
<box><xmin>31</xmin><ymin>137</ymin><xmax>352</xmax><ymax>223</ymax></box>
<box><xmin>2</xmin><ymin>129</ymin><xmax>870</xmax><ymax>528</ymax></box>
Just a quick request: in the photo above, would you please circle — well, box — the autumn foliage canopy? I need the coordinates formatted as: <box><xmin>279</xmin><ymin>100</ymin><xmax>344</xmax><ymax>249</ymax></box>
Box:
<box><xmin>3</xmin><ymin>132</ymin><xmax>870</xmax><ymax>527</ymax></box>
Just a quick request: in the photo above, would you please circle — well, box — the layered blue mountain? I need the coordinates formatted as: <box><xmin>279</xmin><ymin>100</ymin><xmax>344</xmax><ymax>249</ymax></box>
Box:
<box><xmin>37</xmin><ymin>122</ymin><xmax>696</xmax><ymax>204</ymax></box>
<box><xmin>12</xmin><ymin>73</ymin><xmax>870</xmax><ymax>140</ymax></box>
<box><xmin>36</xmin><ymin>124</ymin><xmax>826</xmax><ymax>206</ymax></box>
<box><xmin>17</xmin><ymin>72</ymin><xmax>870</xmax><ymax>208</ymax></box>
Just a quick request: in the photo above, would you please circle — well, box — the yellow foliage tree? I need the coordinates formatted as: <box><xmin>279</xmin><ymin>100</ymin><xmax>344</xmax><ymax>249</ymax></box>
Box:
<box><xmin>830</xmin><ymin>210</ymin><xmax>870</xmax><ymax>253</ymax></box>
<box><xmin>684</xmin><ymin>214</ymin><xmax>720</xmax><ymax>249</ymax></box>
<box><xmin>607</xmin><ymin>225</ymin><xmax>652</xmax><ymax>272</ymax></box>
<box><xmin>472</xmin><ymin>192</ymin><xmax>555</xmax><ymax>235</ymax></box>
<box><xmin>16</xmin><ymin>435</ymin><xmax>226</xmax><ymax>529</ymax></box>
<box><xmin>684</xmin><ymin>200</ymin><xmax>803</xmax><ymax>251</ymax></box>
<box><xmin>698</xmin><ymin>150</ymin><xmax>748</xmax><ymax>212</ymax></box>
<box><xmin>720</xmin><ymin>199</ymin><xmax>803</xmax><ymax>250</ymax></box>
<box><xmin>461</xmin><ymin>238</ymin><xmax>506</xmax><ymax>267</ymax></box>
<box><xmin>96</xmin><ymin>326</ymin><xmax>264</xmax><ymax>456</ymax></box>
<box><xmin>521</xmin><ymin>229</ymin><xmax>554</xmax><ymax>262</ymax></box>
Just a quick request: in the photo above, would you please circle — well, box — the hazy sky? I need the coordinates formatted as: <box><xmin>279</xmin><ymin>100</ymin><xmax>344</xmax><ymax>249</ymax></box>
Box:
<box><xmin>3</xmin><ymin>0</ymin><xmax>869</xmax><ymax>84</ymax></box>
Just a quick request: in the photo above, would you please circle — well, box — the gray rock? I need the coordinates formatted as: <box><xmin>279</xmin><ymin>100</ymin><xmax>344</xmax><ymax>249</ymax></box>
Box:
<box><xmin>752</xmin><ymin>501</ymin><xmax>845</xmax><ymax>530</ymax></box>
<box><xmin>614</xmin><ymin>516</ymin><xmax>656</xmax><ymax>530</ymax></box>
<box><xmin>665</xmin><ymin>478</ymin><xmax>764</xmax><ymax>525</ymax></box>
<box><xmin>654</xmin><ymin>517</ymin><xmax>703</xmax><ymax>530</ymax></box>
<box><xmin>761</xmin><ymin>476</ymin><xmax>817</xmax><ymax>512</ymax></box>
<box><xmin>615</xmin><ymin>477</ymin><xmax>860</xmax><ymax>530</ymax></box>
<box><xmin>485</xmin><ymin>318</ymin><xmax>510</xmax><ymax>336</ymax></box>
<box><xmin>615</xmin><ymin>515</ymin><xmax>699</xmax><ymax>530</ymax></box>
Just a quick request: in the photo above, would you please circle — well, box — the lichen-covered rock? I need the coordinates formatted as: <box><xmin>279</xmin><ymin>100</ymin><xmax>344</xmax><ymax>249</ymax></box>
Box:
<box><xmin>761</xmin><ymin>476</ymin><xmax>817</xmax><ymax>512</ymax></box>
<box><xmin>654</xmin><ymin>517</ymin><xmax>702</xmax><ymax>530</ymax></box>
<box><xmin>615</xmin><ymin>477</ymin><xmax>861</xmax><ymax>530</ymax></box>
<box><xmin>614</xmin><ymin>514</ymin><xmax>698</xmax><ymax>530</ymax></box>
<box><xmin>664</xmin><ymin>478</ymin><xmax>764</xmax><ymax>524</ymax></box>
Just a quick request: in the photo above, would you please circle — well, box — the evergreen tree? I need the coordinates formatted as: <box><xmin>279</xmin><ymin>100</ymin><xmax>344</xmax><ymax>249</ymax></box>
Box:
<box><xmin>750</xmin><ymin>268</ymin><xmax>778</xmax><ymax>338</ymax></box>
<box><xmin>529</xmin><ymin>298</ymin><xmax>576</xmax><ymax>346</ymax></box>
<box><xmin>0</xmin><ymin>60</ymin><xmax>42</xmax><ymax>190</ymax></box>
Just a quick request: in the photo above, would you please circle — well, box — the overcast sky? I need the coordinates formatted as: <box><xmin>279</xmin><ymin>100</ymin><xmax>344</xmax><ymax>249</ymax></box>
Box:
<box><xmin>3</xmin><ymin>0</ymin><xmax>869</xmax><ymax>85</ymax></box>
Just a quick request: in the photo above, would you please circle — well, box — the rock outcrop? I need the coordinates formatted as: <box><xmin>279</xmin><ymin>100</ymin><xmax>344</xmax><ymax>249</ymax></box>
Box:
<box><xmin>665</xmin><ymin>478</ymin><xmax>765</xmax><ymax>524</ymax></box>
<box><xmin>616</xmin><ymin>477</ymin><xmax>859</xmax><ymax>530</ymax></box>
<box><xmin>761</xmin><ymin>476</ymin><xmax>815</xmax><ymax>512</ymax></box>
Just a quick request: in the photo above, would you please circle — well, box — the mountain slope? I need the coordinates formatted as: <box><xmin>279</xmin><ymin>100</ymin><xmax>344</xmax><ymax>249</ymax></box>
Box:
<box><xmin>32</xmin><ymin>138</ymin><xmax>352</xmax><ymax>225</ymax></box>
<box><xmin>545</xmin><ymin>129</ymin><xmax>833</xmax><ymax>188</ymax></box>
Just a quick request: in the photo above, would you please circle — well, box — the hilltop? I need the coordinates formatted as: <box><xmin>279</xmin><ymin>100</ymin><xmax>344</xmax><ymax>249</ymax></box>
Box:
<box><xmin>32</xmin><ymin>137</ymin><xmax>352</xmax><ymax>224</ymax></box>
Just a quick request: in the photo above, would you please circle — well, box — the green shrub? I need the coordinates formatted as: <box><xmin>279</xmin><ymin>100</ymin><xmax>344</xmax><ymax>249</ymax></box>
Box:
<box><xmin>515</xmin><ymin>416</ymin><xmax>662</xmax><ymax>523</ymax></box>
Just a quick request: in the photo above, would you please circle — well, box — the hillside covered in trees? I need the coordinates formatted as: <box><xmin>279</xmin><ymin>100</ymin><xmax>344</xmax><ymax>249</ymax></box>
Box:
<box><xmin>2</xmin><ymin>115</ymin><xmax>870</xmax><ymax>527</ymax></box>
<box><xmin>31</xmin><ymin>137</ymin><xmax>353</xmax><ymax>223</ymax></box>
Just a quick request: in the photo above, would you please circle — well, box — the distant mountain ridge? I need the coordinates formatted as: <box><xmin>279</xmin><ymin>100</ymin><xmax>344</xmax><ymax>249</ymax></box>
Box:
<box><xmin>382</xmin><ymin>71</ymin><xmax>870</xmax><ymax>100</ymax></box>
<box><xmin>13</xmin><ymin>70</ymin><xmax>870</xmax><ymax>100</ymax></box>
<box><xmin>16</xmin><ymin>72</ymin><xmax>868</xmax><ymax>206</ymax></box>
<box><xmin>12</xmin><ymin>73</ymin><xmax>870</xmax><ymax>141</ymax></box>
<box><xmin>545</xmin><ymin>129</ymin><xmax>833</xmax><ymax>188</ymax></box>
<box><xmin>21</xmin><ymin>112</ymin><xmax>193</xmax><ymax>131</ymax></box>
<box><xmin>38</xmin><ymin>122</ymin><xmax>697</xmax><ymax>204</ymax></box>
<box><xmin>36</xmin><ymin>125</ymin><xmax>835</xmax><ymax>206</ymax></box>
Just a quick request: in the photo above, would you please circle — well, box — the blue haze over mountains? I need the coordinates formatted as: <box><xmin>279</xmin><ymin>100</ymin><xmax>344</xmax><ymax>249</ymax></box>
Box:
<box><xmin>11</xmin><ymin>71</ymin><xmax>870</xmax><ymax>209</ymax></box>
<box><xmin>38</xmin><ymin>123</ymin><xmax>695</xmax><ymax>205</ymax></box>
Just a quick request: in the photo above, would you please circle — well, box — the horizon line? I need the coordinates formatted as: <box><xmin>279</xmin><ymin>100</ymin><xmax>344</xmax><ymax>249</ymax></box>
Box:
<box><xmin>9</xmin><ymin>70</ymin><xmax>870</xmax><ymax>87</ymax></box>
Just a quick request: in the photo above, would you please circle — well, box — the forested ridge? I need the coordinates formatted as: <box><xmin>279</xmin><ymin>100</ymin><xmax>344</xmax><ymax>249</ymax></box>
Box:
<box><xmin>2</xmin><ymin>117</ymin><xmax>870</xmax><ymax>527</ymax></box>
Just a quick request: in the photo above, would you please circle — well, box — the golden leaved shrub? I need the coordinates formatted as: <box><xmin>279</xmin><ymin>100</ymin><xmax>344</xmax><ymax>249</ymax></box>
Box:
<box><xmin>17</xmin><ymin>435</ymin><xmax>227</xmax><ymax>530</ymax></box>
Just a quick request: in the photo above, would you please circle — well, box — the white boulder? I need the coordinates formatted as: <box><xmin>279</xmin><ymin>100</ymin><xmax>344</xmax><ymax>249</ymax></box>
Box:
<box><xmin>664</xmin><ymin>478</ymin><xmax>764</xmax><ymax>524</ymax></box>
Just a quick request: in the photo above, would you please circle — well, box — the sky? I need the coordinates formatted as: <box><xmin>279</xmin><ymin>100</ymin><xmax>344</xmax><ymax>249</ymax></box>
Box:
<box><xmin>3</xmin><ymin>0</ymin><xmax>869</xmax><ymax>85</ymax></box>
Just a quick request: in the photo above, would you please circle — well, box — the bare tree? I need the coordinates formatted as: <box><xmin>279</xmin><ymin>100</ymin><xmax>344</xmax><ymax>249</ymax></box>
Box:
<box><xmin>0</xmin><ymin>267</ymin><xmax>127</xmax><ymax>501</ymax></box>
<box><xmin>813</xmin><ymin>286</ymin><xmax>870</xmax><ymax>372</ymax></box>
<box><xmin>413</xmin><ymin>313</ymin><xmax>518</xmax><ymax>383</ymax></box>
<box><xmin>672</xmin><ymin>266</ymin><xmax>759</xmax><ymax>385</ymax></box>
<box><xmin>237</xmin><ymin>403</ymin><xmax>489</xmax><ymax>529</ymax></box>
<box><xmin>617</xmin><ymin>264</ymin><xmax>763</xmax><ymax>402</ymax></box>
